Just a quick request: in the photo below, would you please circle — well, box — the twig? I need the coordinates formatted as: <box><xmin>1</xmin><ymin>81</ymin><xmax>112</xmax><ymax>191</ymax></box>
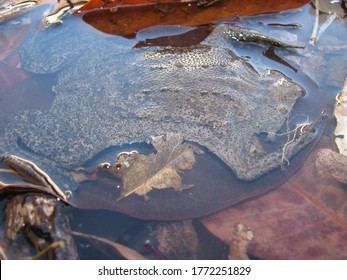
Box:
<box><xmin>280</xmin><ymin>110</ymin><xmax>326</xmax><ymax>169</ymax></box>
<box><xmin>342</xmin><ymin>76</ymin><xmax>347</xmax><ymax>94</ymax></box>
<box><xmin>301</xmin><ymin>109</ymin><xmax>326</xmax><ymax>133</ymax></box>
<box><xmin>309</xmin><ymin>0</ymin><xmax>320</xmax><ymax>45</ymax></box>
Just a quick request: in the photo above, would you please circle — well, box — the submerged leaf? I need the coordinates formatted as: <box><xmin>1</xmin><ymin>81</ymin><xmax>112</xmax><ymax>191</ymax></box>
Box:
<box><xmin>315</xmin><ymin>148</ymin><xmax>347</xmax><ymax>185</ymax></box>
<box><xmin>108</xmin><ymin>133</ymin><xmax>204</xmax><ymax>200</ymax></box>
<box><xmin>149</xmin><ymin>220</ymin><xmax>199</xmax><ymax>259</ymax></box>
<box><xmin>71</xmin><ymin>230</ymin><xmax>147</xmax><ymax>260</ymax></box>
<box><xmin>202</xmin><ymin>136</ymin><xmax>347</xmax><ymax>259</ymax></box>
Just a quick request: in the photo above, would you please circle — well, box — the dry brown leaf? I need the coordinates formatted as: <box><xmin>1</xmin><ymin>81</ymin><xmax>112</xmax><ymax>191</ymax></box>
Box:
<box><xmin>81</xmin><ymin>0</ymin><xmax>311</xmax><ymax>37</ymax></box>
<box><xmin>78</xmin><ymin>0</ymin><xmax>196</xmax><ymax>11</ymax></box>
<box><xmin>110</xmin><ymin>133</ymin><xmax>204</xmax><ymax>201</ymax></box>
<box><xmin>150</xmin><ymin>220</ymin><xmax>199</xmax><ymax>260</ymax></box>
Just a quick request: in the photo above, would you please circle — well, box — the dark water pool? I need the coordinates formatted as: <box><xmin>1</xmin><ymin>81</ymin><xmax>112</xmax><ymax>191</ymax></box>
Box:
<box><xmin>0</xmin><ymin>1</ymin><xmax>346</xmax><ymax>259</ymax></box>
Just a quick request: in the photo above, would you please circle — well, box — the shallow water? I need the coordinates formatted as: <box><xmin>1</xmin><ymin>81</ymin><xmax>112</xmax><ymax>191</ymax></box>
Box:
<box><xmin>0</xmin><ymin>1</ymin><xmax>346</xmax><ymax>259</ymax></box>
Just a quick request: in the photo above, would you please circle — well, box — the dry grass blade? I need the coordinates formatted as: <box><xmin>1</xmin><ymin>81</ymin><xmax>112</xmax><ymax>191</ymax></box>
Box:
<box><xmin>31</xmin><ymin>241</ymin><xmax>65</xmax><ymax>260</ymax></box>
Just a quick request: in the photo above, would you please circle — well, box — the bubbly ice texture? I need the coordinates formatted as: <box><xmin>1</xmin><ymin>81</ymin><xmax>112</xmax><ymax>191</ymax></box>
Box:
<box><xmin>0</xmin><ymin>24</ymin><xmax>317</xmax><ymax>181</ymax></box>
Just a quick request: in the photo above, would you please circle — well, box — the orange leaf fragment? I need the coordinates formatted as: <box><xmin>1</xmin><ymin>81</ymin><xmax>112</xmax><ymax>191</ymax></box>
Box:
<box><xmin>78</xmin><ymin>0</ymin><xmax>194</xmax><ymax>12</ymax></box>
<box><xmin>80</xmin><ymin>0</ymin><xmax>311</xmax><ymax>37</ymax></box>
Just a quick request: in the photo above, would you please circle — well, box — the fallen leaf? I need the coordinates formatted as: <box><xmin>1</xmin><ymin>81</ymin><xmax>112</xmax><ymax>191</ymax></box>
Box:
<box><xmin>149</xmin><ymin>220</ymin><xmax>199</xmax><ymax>259</ymax></box>
<box><xmin>202</xmin><ymin>136</ymin><xmax>347</xmax><ymax>259</ymax></box>
<box><xmin>121</xmin><ymin>219</ymin><xmax>228</xmax><ymax>259</ymax></box>
<box><xmin>81</xmin><ymin>0</ymin><xmax>311</xmax><ymax>37</ymax></box>
<box><xmin>0</xmin><ymin>154</ymin><xmax>68</xmax><ymax>202</ymax></box>
<box><xmin>4</xmin><ymin>193</ymin><xmax>78</xmax><ymax>259</ymax></box>
<box><xmin>109</xmin><ymin>133</ymin><xmax>204</xmax><ymax>200</ymax></box>
<box><xmin>315</xmin><ymin>148</ymin><xmax>347</xmax><ymax>185</ymax></box>
<box><xmin>78</xmin><ymin>0</ymin><xmax>194</xmax><ymax>11</ymax></box>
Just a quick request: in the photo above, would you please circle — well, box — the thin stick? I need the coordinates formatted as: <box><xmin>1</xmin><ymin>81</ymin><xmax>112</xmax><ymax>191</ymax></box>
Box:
<box><xmin>342</xmin><ymin>76</ymin><xmax>347</xmax><ymax>94</ymax></box>
<box><xmin>309</xmin><ymin>0</ymin><xmax>320</xmax><ymax>45</ymax></box>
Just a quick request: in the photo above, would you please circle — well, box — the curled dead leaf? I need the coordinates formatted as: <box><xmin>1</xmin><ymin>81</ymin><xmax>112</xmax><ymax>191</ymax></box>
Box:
<box><xmin>0</xmin><ymin>154</ymin><xmax>68</xmax><ymax>202</ymax></box>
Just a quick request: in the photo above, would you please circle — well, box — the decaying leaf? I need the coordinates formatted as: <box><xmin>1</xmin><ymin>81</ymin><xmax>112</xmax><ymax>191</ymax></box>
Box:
<box><xmin>202</xmin><ymin>136</ymin><xmax>347</xmax><ymax>259</ymax></box>
<box><xmin>149</xmin><ymin>220</ymin><xmax>199</xmax><ymax>259</ymax></box>
<box><xmin>81</xmin><ymin>0</ymin><xmax>311</xmax><ymax>37</ymax></box>
<box><xmin>109</xmin><ymin>133</ymin><xmax>204</xmax><ymax>201</ymax></box>
<box><xmin>78</xmin><ymin>0</ymin><xmax>196</xmax><ymax>12</ymax></box>
<box><xmin>4</xmin><ymin>193</ymin><xmax>78</xmax><ymax>259</ymax></box>
<box><xmin>315</xmin><ymin>148</ymin><xmax>347</xmax><ymax>185</ymax></box>
<box><xmin>334</xmin><ymin>77</ymin><xmax>347</xmax><ymax>155</ymax></box>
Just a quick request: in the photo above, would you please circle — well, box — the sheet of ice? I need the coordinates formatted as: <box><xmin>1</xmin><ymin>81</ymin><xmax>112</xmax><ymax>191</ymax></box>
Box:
<box><xmin>0</xmin><ymin>24</ymin><xmax>316</xmax><ymax>181</ymax></box>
